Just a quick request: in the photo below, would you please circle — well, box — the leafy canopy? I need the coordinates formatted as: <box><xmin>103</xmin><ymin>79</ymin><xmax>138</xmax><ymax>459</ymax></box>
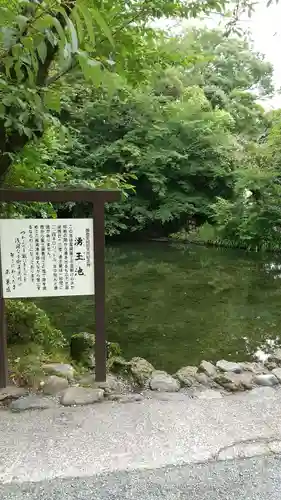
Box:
<box><xmin>0</xmin><ymin>0</ymin><xmax>239</xmax><ymax>183</ymax></box>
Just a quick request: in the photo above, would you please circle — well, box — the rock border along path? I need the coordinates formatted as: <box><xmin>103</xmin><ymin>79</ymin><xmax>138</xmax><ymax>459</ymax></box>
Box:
<box><xmin>0</xmin><ymin>349</ymin><xmax>281</xmax><ymax>412</ymax></box>
<box><xmin>3</xmin><ymin>351</ymin><xmax>281</xmax><ymax>412</ymax></box>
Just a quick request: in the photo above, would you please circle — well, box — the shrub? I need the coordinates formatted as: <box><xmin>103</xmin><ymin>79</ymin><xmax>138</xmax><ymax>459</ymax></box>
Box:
<box><xmin>6</xmin><ymin>300</ymin><xmax>66</xmax><ymax>352</ymax></box>
<box><xmin>8</xmin><ymin>343</ymin><xmax>45</xmax><ymax>388</ymax></box>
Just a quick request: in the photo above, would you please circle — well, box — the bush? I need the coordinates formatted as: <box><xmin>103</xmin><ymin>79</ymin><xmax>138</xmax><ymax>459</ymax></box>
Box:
<box><xmin>8</xmin><ymin>343</ymin><xmax>45</xmax><ymax>388</ymax></box>
<box><xmin>6</xmin><ymin>300</ymin><xmax>66</xmax><ymax>352</ymax></box>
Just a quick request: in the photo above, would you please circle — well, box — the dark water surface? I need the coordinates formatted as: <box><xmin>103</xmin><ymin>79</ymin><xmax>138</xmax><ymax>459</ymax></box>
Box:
<box><xmin>39</xmin><ymin>243</ymin><xmax>281</xmax><ymax>373</ymax></box>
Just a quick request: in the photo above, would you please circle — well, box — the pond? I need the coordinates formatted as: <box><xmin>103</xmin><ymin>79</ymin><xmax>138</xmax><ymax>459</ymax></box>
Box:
<box><xmin>38</xmin><ymin>242</ymin><xmax>281</xmax><ymax>373</ymax></box>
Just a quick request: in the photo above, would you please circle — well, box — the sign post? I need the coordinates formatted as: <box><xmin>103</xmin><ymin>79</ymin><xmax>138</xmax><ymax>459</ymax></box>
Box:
<box><xmin>0</xmin><ymin>189</ymin><xmax>120</xmax><ymax>388</ymax></box>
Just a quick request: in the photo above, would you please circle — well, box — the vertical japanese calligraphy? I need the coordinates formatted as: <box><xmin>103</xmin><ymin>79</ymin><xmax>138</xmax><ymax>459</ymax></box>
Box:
<box><xmin>0</xmin><ymin>219</ymin><xmax>94</xmax><ymax>298</ymax></box>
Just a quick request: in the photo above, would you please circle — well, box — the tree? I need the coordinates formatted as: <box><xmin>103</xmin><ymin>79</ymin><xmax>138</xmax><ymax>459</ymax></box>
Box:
<box><xmin>53</xmin><ymin>24</ymin><xmax>276</xmax><ymax>237</ymax></box>
<box><xmin>162</xmin><ymin>28</ymin><xmax>274</xmax><ymax>139</ymax></box>
<box><xmin>57</xmin><ymin>74</ymin><xmax>240</xmax><ymax>235</ymax></box>
<box><xmin>0</xmin><ymin>0</ymin><xmax>237</xmax><ymax>184</ymax></box>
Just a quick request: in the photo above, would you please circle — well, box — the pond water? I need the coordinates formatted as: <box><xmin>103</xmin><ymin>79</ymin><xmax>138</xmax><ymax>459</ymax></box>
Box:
<box><xmin>40</xmin><ymin>242</ymin><xmax>281</xmax><ymax>373</ymax></box>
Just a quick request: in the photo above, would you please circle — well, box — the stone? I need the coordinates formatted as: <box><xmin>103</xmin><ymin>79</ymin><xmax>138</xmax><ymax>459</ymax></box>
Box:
<box><xmin>216</xmin><ymin>360</ymin><xmax>242</xmax><ymax>373</ymax></box>
<box><xmin>238</xmin><ymin>372</ymin><xmax>254</xmax><ymax>390</ymax></box>
<box><xmin>271</xmin><ymin>368</ymin><xmax>281</xmax><ymax>383</ymax></box>
<box><xmin>42</xmin><ymin>363</ymin><xmax>75</xmax><ymax>381</ymax></box>
<box><xmin>268</xmin><ymin>348</ymin><xmax>281</xmax><ymax>366</ymax></box>
<box><xmin>0</xmin><ymin>386</ymin><xmax>28</xmax><ymax>402</ymax></box>
<box><xmin>10</xmin><ymin>395</ymin><xmax>57</xmax><ymax>412</ymax></box>
<box><xmin>130</xmin><ymin>357</ymin><xmax>154</xmax><ymax>386</ymax></box>
<box><xmin>70</xmin><ymin>332</ymin><xmax>95</xmax><ymax>368</ymax></box>
<box><xmin>60</xmin><ymin>387</ymin><xmax>104</xmax><ymax>406</ymax></box>
<box><xmin>264</xmin><ymin>360</ymin><xmax>277</xmax><ymax>371</ymax></box>
<box><xmin>107</xmin><ymin>356</ymin><xmax>131</xmax><ymax>374</ymax></box>
<box><xmin>214</xmin><ymin>372</ymin><xmax>253</xmax><ymax>392</ymax></box>
<box><xmin>198</xmin><ymin>360</ymin><xmax>217</xmax><ymax>377</ymax></box>
<box><xmin>175</xmin><ymin>366</ymin><xmax>198</xmax><ymax>387</ymax></box>
<box><xmin>253</xmin><ymin>373</ymin><xmax>279</xmax><ymax>387</ymax></box>
<box><xmin>195</xmin><ymin>389</ymin><xmax>223</xmax><ymax>400</ymax></box>
<box><xmin>239</xmin><ymin>362</ymin><xmax>268</xmax><ymax>374</ymax></box>
<box><xmin>42</xmin><ymin>376</ymin><xmax>69</xmax><ymax>395</ymax></box>
<box><xmin>149</xmin><ymin>370</ymin><xmax>180</xmax><ymax>392</ymax></box>
<box><xmin>80</xmin><ymin>373</ymin><xmax>132</xmax><ymax>394</ymax></box>
<box><xmin>194</xmin><ymin>373</ymin><xmax>210</xmax><ymax>386</ymax></box>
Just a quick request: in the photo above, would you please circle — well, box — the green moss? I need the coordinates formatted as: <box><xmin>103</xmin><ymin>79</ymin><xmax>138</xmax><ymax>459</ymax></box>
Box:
<box><xmin>70</xmin><ymin>332</ymin><xmax>95</xmax><ymax>368</ymax></box>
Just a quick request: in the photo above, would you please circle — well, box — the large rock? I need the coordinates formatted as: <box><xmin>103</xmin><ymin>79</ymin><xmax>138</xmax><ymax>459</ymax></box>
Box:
<box><xmin>42</xmin><ymin>363</ymin><xmax>75</xmax><ymax>381</ymax></box>
<box><xmin>149</xmin><ymin>371</ymin><xmax>180</xmax><ymax>392</ymax></box>
<box><xmin>0</xmin><ymin>386</ymin><xmax>28</xmax><ymax>402</ymax></box>
<box><xmin>79</xmin><ymin>373</ymin><xmax>132</xmax><ymax>394</ymax></box>
<box><xmin>268</xmin><ymin>349</ymin><xmax>281</xmax><ymax>366</ymax></box>
<box><xmin>60</xmin><ymin>387</ymin><xmax>104</xmax><ymax>406</ymax></box>
<box><xmin>43</xmin><ymin>376</ymin><xmax>69</xmax><ymax>395</ymax></box>
<box><xmin>253</xmin><ymin>374</ymin><xmax>279</xmax><ymax>387</ymax></box>
<box><xmin>10</xmin><ymin>395</ymin><xmax>58</xmax><ymax>412</ymax></box>
<box><xmin>70</xmin><ymin>332</ymin><xmax>95</xmax><ymax>368</ymax></box>
<box><xmin>264</xmin><ymin>360</ymin><xmax>277</xmax><ymax>371</ymax></box>
<box><xmin>175</xmin><ymin>366</ymin><xmax>198</xmax><ymax>387</ymax></box>
<box><xmin>130</xmin><ymin>357</ymin><xmax>154</xmax><ymax>386</ymax></box>
<box><xmin>272</xmin><ymin>368</ymin><xmax>281</xmax><ymax>382</ymax></box>
<box><xmin>194</xmin><ymin>372</ymin><xmax>210</xmax><ymax>386</ymax></box>
<box><xmin>214</xmin><ymin>372</ymin><xmax>253</xmax><ymax>392</ymax></box>
<box><xmin>216</xmin><ymin>360</ymin><xmax>242</xmax><ymax>373</ymax></box>
<box><xmin>70</xmin><ymin>332</ymin><xmax>121</xmax><ymax>369</ymax></box>
<box><xmin>198</xmin><ymin>360</ymin><xmax>217</xmax><ymax>377</ymax></box>
<box><xmin>107</xmin><ymin>356</ymin><xmax>131</xmax><ymax>374</ymax></box>
<box><xmin>239</xmin><ymin>362</ymin><xmax>267</xmax><ymax>374</ymax></box>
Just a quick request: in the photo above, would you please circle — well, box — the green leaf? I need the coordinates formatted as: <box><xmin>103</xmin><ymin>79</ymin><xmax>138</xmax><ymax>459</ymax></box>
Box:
<box><xmin>91</xmin><ymin>7</ymin><xmax>114</xmax><ymax>47</ymax></box>
<box><xmin>44</xmin><ymin>90</ymin><xmax>61</xmax><ymax>112</ymax></box>
<box><xmin>77</xmin><ymin>52</ymin><xmax>103</xmax><ymax>85</ymax></box>
<box><xmin>51</xmin><ymin>17</ymin><xmax>66</xmax><ymax>50</ymax></box>
<box><xmin>37</xmin><ymin>41</ymin><xmax>47</xmax><ymax>63</ymax></box>
<box><xmin>59</xmin><ymin>125</ymin><xmax>68</xmax><ymax>144</ymax></box>
<box><xmin>16</xmin><ymin>14</ymin><xmax>29</xmax><ymax>31</ymax></box>
<box><xmin>23</xmin><ymin>127</ymin><xmax>33</xmax><ymax>138</ymax></box>
<box><xmin>66</xmin><ymin>17</ymin><xmax>78</xmax><ymax>53</ymax></box>
<box><xmin>0</xmin><ymin>6</ymin><xmax>15</xmax><ymax>23</ymax></box>
<box><xmin>14</xmin><ymin>61</ymin><xmax>24</xmax><ymax>81</ymax></box>
<box><xmin>71</xmin><ymin>7</ymin><xmax>84</xmax><ymax>44</ymax></box>
<box><xmin>76</xmin><ymin>2</ymin><xmax>95</xmax><ymax>46</ymax></box>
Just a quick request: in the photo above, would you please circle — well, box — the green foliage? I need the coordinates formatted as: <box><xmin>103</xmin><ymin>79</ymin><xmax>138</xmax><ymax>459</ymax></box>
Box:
<box><xmin>210</xmin><ymin>165</ymin><xmax>281</xmax><ymax>252</ymax></box>
<box><xmin>167</xmin><ymin>29</ymin><xmax>274</xmax><ymax>140</ymax></box>
<box><xmin>8</xmin><ymin>342</ymin><xmax>46</xmax><ymax>388</ymax></box>
<box><xmin>0</xmin><ymin>0</ymin><xmax>235</xmax><ymax>183</ymax></box>
<box><xmin>6</xmin><ymin>299</ymin><xmax>66</xmax><ymax>351</ymax></box>
<box><xmin>60</xmin><ymin>76</ymin><xmax>239</xmax><ymax>235</ymax></box>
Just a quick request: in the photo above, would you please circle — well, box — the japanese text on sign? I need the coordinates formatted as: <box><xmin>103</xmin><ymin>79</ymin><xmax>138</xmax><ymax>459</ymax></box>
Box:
<box><xmin>0</xmin><ymin>219</ymin><xmax>94</xmax><ymax>298</ymax></box>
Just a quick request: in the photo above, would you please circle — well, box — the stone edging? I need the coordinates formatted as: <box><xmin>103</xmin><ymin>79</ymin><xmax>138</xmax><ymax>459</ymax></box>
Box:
<box><xmin>2</xmin><ymin>350</ymin><xmax>281</xmax><ymax>412</ymax></box>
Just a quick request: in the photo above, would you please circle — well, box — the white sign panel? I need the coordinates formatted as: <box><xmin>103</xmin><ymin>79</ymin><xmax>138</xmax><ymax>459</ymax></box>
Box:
<box><xmin>0</xmin><ymin>219</ymin><xmax>95</xmax><ymax>298</ymax></box>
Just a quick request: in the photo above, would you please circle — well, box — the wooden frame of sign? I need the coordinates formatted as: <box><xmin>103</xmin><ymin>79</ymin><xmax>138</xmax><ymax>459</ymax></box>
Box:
<box><xmin>0</xmin><ymin>189</ymin><xmax>120</xmax><ymax>388</ymax></box>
